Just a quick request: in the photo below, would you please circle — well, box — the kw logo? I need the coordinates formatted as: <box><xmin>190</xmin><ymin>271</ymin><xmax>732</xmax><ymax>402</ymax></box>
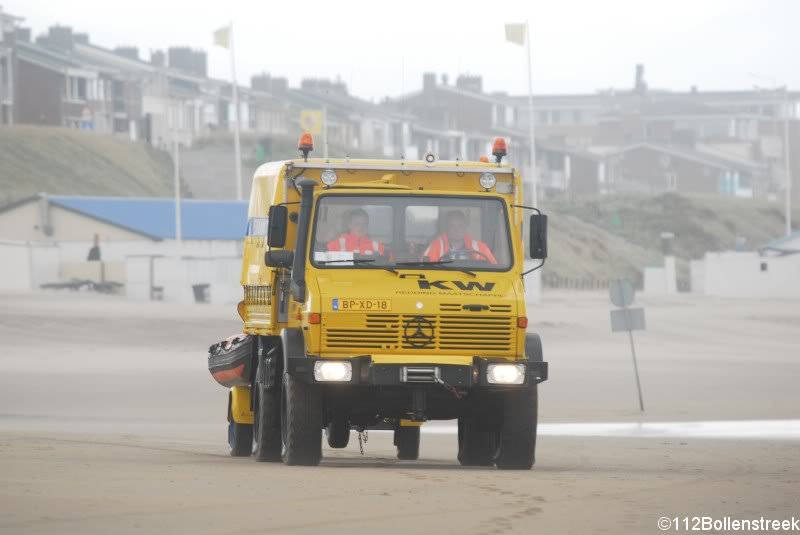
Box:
<box><xmin>417</xmin><ymin>280</ymin><xmax>496</xmax><ymax>291</ymax></box>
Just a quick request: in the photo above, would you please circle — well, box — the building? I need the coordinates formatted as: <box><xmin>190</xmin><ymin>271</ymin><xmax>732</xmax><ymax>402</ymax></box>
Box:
<box><xmin>287</xmin><ymin>77</ymin><xmax>408</xmax><ymax>158</ymax></box>
<box><xmin>0</xmin><ymin>194</ymin><xmax>248</xmax><ymax>301</ymax></box>
<box><xmin>389</xmin><ymin>72</ymin><xmax>530</xmax><ymax>166</ymax></box>
<box><xmin>0</xmin><ymin>6</ymin><xmax>22</xmax><ymax>124</ymax></box>
<box><xmin>537</xmin><ymin>141</ymin><xmax>766</xmax><ymax>198</ymax></box>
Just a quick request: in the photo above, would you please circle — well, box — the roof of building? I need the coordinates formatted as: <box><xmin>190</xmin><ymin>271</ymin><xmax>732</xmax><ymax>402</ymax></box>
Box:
<box><xmin>15</xmin><ymin>41</ymin><xmax>85</xmax><ymax>73</ymax></box>
<box><xmin>609</xmin><ymin>142</ymin><xmax>764</xmax><ymax>171</ymax></box>
<box><xmin>43</xmin><ymin>195</ymin><xmax>248</xmax><ymax>240</ymax></box>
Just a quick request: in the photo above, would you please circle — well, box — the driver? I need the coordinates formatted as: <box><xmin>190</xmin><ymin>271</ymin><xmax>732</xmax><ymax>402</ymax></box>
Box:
<box><xmin>326</xmin><ymin>208</ymin><xmax>385</xmax><ymax>255</ymax></box>
<box><xmin>423</xmin><ymin>210</ymin><xmax>497</xmax><ymax>264</ymax></box>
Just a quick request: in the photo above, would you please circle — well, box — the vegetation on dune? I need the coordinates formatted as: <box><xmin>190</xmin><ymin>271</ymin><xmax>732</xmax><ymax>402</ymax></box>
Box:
<box><xmin>0</xmin><ymin>126</ymin><xmax>176</xmax><ymax>205</ymax></box>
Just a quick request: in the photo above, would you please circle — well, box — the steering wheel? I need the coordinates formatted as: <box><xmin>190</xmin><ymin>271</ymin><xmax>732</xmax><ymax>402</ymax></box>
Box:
<box><xmin>441</xmin><ymin>248</ymin><xmax>493</xmax><ymax>263</ymax></box>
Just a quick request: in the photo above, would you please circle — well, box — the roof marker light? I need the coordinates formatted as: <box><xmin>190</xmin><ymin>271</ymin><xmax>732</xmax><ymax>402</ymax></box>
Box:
<box><xmin>298</xmin><ymin>132</ymin><xmax>314</xmax><ymax>161</ymax></box>
<box><xmin>492</xmin><ymin>137</ymin><xmax>507</xmax><ymax>164</ymax></box>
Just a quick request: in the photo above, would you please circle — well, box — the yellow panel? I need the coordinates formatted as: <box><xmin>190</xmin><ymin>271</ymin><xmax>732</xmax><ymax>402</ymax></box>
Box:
<box><xmin>399</xmin><ymin>419</ymin><xmax>423</xmax><ymax>427</ymax></box>
<box><xmin>230</xmin><ymin>386</ymin><xmax>254</xmax><ymax>424</ymax></box>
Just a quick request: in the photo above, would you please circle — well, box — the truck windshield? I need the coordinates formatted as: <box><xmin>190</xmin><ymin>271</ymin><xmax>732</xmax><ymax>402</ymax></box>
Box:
<box><xmin>310</xmin><ymin>195</ymin><xmax>512</xmax><ymax>271</ymax></box>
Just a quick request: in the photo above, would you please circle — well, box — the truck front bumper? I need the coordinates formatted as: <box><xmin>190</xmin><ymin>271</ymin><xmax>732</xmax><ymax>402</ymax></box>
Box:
<box><xmin>287</xmin><ymin>355</ymin><xmax>548</xmax><ymax>388</ymax></box>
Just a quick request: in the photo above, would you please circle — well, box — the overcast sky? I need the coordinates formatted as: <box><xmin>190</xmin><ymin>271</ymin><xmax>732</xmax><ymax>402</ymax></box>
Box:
<box><xmin>4</xmin><ymin>0</ymin><xmax>799</xmax><ymax>100</ymax></box>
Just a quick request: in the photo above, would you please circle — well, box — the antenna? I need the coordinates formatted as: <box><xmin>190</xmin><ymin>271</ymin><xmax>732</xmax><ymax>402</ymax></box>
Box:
<box><xmin>401</xmin><ymin>55</ymin><xmax>405</xmax><ymax>160</ymax></box>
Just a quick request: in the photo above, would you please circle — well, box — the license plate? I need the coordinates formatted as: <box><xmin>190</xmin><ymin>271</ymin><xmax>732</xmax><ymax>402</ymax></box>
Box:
<box><xmin>332</xmin><ymin>299</ymin><xmax>391</xmax><ymax>311</ymax></box>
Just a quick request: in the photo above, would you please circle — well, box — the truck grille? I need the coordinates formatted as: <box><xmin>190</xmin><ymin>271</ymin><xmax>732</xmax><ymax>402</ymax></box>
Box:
<box><xmin>322</xmin><ymin>313</ymin><xmax>514</xmax><ymax>354</ymax></box>
<box><xmin>439</xmin><ymin>303</ymin><xmax>512</xmax><ymax>313</ymax></box>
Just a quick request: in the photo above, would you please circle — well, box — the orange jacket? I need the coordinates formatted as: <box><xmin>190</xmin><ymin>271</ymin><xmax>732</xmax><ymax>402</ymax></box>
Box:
<box><xmin>423</xmin><ymin>234</ymin><xmax>497</xmax><ymax>264</ymax></box>
<box><xmin>326</xmin><ymin>233</ymin><xmax>386</xmax><ymax>255</ymax></box>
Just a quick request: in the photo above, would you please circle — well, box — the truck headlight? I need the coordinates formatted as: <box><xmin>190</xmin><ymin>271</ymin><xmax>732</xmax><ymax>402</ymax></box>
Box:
<box><xmin>320</xmin><ymin>169</ymin><xmax>338</xmax><ymax>186</ymax></box>
<box><xmin>314</xmin><ymin>360</ymin><xmax>352</xmax><ymax>382</ymax></box>
<box><xmin>479</xmin><ymin>173</ymin><xmax>497</xmax><ymax>189</ymax></box>
<box><xmin>486</xmin><ymin>363</ymin><xmax>525</xmax><ymax>385</ymax></box>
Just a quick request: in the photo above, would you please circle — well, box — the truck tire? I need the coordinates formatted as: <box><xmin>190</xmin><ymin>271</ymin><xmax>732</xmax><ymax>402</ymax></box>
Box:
<box><xmin>394</xmin><ymin>426</ymin><xmax>420</xmax><ymax>460</ymax></box>
<box><xmin>281</xmin><ymin>373</ymin><xmax>323</xmax><ymax>466</ymax></box>
<box><xmin>326</xmin><ymin>420</ymin><xmax>350</xmax><ymax>449</ymax></box>
<box><xmin>228</xmin><ymin>420</ymin><xmax>253</xmax><ymax>457</ymax></box>
<box><xmin>495</xmin><ymin>384</ymin><xmax>538</xmax><ymax>470</ymax></box>
<box><xmin>253</xmin><ymin>383</ymin><xmax>282</xmax><ymax>462</ymax></box>
<box><xmin>457</xmin><ymin>417</ymin><xmax>497</xmax><ymax>466</ymax></box>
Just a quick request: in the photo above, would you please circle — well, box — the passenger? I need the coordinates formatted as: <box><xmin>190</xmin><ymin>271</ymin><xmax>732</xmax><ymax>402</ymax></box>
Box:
<box><xmin>326</xmin><ymin>209</ymin><xmax>386</xmax><ymax>255</ymax></box>
<box><xmin>424</xmin><ymin>210</ymin><xmax>497</xmax><ymax>264</ymax></box>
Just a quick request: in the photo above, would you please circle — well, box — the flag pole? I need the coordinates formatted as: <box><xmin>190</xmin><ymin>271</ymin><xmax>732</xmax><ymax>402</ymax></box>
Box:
<box><xmin>173</xmin><ymin>114</ymin><xmax>182</xmax><ymax>259</ymax></box>
<box><xmin>229</xmin><ymin>22</ymin><xmax>243</xmax><ymax>201</ymax></box>
<box><xmin>522</xmin><ymin>20</ymin><xmax>541</xmax><ymax>303</ymax></box>
<box><xmin>525</xmin><ymin>20</ymin><xmax>537</xmax><ymax>208</ymax></box>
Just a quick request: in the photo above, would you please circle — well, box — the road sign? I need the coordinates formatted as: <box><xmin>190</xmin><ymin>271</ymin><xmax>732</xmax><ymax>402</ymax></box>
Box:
<box><xmin>609</xmin><ymin>279</ymin><xmax>635</xmax><ymax>308</ymax></box>
<box><xmin>299</xmin><ymin>110</ymin><xmax>323</xmax><ymax>135</ymax></box>
<box><xmin>610</xmin><ymin>307</ymin><xmax>646</xmax><ymax>332</ymax></box>
<box><xmin>609</xmin><ymin>277</ymin><xmax>645</xmax><ymax>412</ymax></box>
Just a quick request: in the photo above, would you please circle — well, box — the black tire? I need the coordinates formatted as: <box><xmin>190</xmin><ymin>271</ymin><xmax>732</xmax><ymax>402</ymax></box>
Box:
<box><xmin>457</xmin><ymin>417</ymin><xmax>497</xmax><ymax>466</ymax></box>
<box><xmin>495</xmin><ymin>385</ymin><xmax>538</xmax><ymax>470</ymax></box>
<box><xmin>228</xmin><ymin>420</ymin><xmax>253</xmax><ymax>457</ymax></box>
<box><xmin>394</xmin><ymin>426</ymin><xmax>420</xmax><ymax>460</ymax></box>
<box><xmin>253</xmin><ymin>383</ymin><xmax>282</xmax><ymax>462</ymax></box>
<box><xmin>326</xmin><ymin>420</ymin><xmax>350</xmax><ymax>449</ymax></box>
<box><xmin>281</xmin><ymin>373</ymin><xmax>323</xmax><ymax>466</ymax></box>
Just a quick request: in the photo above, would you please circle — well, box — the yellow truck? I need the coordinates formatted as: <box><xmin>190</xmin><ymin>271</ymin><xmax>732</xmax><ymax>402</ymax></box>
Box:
<box><xmin>221</xmin><ymin>134</ymin><xmax>548</xmax><ymax>469</ymax></box>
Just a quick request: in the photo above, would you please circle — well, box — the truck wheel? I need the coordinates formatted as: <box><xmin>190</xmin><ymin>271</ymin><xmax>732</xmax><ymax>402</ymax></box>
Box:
<box><xmin>281</xmin><ymin>373</ymin><xmax>323</xmax><ymax>466</ymax></box>
<box><xmin>495</xmin><ymin>385</ymin><xmax>538</xmax><ymax>470</ymax></box>
<box><xmin>457</xmin><ymin>417</ymin><xmax>497</xmax><ymax>466</ymax></box>
<box><xmin>253</xmin><ymin>383</ymin><xmax>282</xmax><ymax>462</ymax></box>
<box><xmin>394</xmin><ymin>426</ymin><xmax>420</xmax><ymax>460</ymax></box>
<box><xmin>326</xmin><ymin>420</ymin><xmax>350</xmax><ymax>449</ymax></box>
<box><xmin>228</xmin><ymin>420</ymin><xmax>253</xmax><ymax>457</ymax></box>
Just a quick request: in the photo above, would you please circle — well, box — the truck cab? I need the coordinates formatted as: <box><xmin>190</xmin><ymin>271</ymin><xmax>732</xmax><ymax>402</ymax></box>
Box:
<box><xmin>229</xmin><ymin>135</ymin><xmax>548</xmax><ymax>469</ymax></box>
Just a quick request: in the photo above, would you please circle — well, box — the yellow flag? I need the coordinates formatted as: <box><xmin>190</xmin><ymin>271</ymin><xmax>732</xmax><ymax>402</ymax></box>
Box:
<box><xmin>213</xmin><ymin>25</ymin><xmax>231</xmax><ymax>48</ymax></box>
<box><xmin>505</xmin><ymin>23</ymin><xmax>527</xmax><ymax>46</ymax></box>
<box><xmin>299</xmin><ymin>110</ymin><xmax>323</xmax><ymax>135</ymax></box>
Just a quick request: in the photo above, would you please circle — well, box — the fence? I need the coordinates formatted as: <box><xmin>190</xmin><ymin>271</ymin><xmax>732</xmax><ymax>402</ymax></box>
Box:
<box><xmin>542</xmin><ymin>273</ymin><xmax>644</xmax><ymax>291</ymax></box>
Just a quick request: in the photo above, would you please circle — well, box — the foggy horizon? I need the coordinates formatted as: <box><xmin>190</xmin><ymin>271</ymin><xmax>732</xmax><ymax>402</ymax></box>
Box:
<box><xmin>4</xmin><ymin>0</ymin><xmax>799</xmax><ymax>100</ymax></box>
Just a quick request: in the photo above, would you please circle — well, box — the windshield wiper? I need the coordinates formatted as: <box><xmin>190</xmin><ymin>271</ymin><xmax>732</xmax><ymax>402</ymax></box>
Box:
<box><xmin>394</xmin><ymin>260</ymin><xmax>475</xmax><ymax>277</ymax></box>
<box><xmin>316</xmin><ymin>259</ymin><xmax>376</xmax><ymax>265</ymax></box>
<box><xmin>316</xmin><ymin>258</ymin><xmax>399</xmax><ymax>274</ymax></box>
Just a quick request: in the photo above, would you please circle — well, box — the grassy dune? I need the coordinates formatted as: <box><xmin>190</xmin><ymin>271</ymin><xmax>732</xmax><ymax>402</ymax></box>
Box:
<box><xmin>0</xmin><ymin>125</ymin><xmax>174</xmax><ymax>205</ymax></box>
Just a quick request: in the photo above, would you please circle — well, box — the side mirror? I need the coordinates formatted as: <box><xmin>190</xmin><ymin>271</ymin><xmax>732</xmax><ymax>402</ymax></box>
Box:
<box><xmin>529</xmin><ymin>214</ymin><xmax>548</xmax><ymax>260</ymax></box>
<box><xmin>265</xmin><ymin>250</ymin><xmax>294</xmax><ymax>269</ymax></box>
<box><xmin>267</xmin><ymin>205</ymin><xmax>288</xmax><ymax>248</ymax></box>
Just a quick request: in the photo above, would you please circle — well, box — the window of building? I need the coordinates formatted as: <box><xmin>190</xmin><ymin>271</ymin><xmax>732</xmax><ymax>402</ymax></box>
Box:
<box><xmin>666</xmin><ymin>172</ymin><xmax>678</xmax><ymax>191</ymax></box>
<box><xmin>538</xmin><ymin>111</ymin><xmax>549</xmax><ymax>125</ymax></box>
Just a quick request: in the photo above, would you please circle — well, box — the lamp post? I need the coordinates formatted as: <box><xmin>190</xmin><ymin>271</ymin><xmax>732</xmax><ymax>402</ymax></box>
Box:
<box><xmin>752</xmin><ymin>74</ymin><xmax>793</xmax><ymax>236</ymax></box>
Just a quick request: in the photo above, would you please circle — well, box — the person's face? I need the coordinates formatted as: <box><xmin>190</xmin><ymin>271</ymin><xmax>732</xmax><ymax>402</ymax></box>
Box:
<box><xmin>446</xmin><ymin>215</ymin><xmax>466</xmax><ymax>242</ymax></box>
<box><xmin>349</xmin><ymin>215</ymin><xmax>368</xmax><ymax>237</ymax></box>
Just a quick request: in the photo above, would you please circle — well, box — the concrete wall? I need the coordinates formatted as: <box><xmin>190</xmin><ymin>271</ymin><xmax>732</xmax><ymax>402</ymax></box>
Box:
<box><xmin>126</xmin><ymin>256</ymin><xmax>241</xmax><ymax>304</ymax></box>
<box><xmin>56</xmin><ymin>239</ymin><xmax>241</xmax><ymax>263</ymax></box>
<box><xmin>702</xmin><ymin>251</ymin><xmax>800</xmax><ymax>298</ymax></box>
<box><xmin>0</xmin><ymin>241</ymin><xmax>60</xmax><ymax>291</ymax></box>
<box><xmin>0</xmin><ymin>241</ymin><xmax>33</xmax><ymax>291</ymax></box>
<box><xmin>690</xmin><ymin>259</ymin><xmax>705</xmax><ymax>294</ymax></box>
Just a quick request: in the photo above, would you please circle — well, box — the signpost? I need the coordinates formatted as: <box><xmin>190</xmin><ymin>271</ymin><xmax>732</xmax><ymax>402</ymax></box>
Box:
<box><xmin>609</xmin><ymin>279</ymin><xmax>646</xmax><ymax>412</ymax></box>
